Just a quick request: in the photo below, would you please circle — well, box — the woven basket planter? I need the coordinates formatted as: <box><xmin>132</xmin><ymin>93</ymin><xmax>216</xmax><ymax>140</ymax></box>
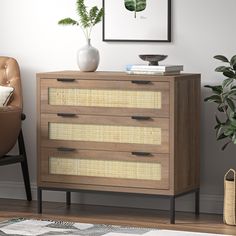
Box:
<box><xmin>223</xmin><ymin>169</ymin><xmax>236</xmax><ymax>225</ymax></box>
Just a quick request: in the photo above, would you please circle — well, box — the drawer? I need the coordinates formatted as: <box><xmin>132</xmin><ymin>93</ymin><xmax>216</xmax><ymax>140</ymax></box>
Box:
<box><xmin>40</xmin><ymin>148</ymin><xmax>169</xmax><ymax>190</ymax></box>
<box><xmin>41</xmin><ymin>114</ymin><xmax>169</xmax><ymax>153</ymax></box>
<box><xmin>40</xmin><ymin>79</ymin><xmax>169</xmax><ymax>117</ymax></box>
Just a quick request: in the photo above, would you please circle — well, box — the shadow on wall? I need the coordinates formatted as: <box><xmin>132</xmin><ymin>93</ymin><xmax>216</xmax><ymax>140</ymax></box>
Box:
<box><xmin>201</xmin><ymin>86</ymin><xmax>236</xmax><ymax>195</ymax></box>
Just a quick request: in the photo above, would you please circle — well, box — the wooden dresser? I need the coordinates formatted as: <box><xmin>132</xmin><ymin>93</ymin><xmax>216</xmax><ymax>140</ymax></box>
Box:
<box><xmin>36</xmin><ymin>71</ymin><xmax>201</xmax><ymax>223</ymax></box>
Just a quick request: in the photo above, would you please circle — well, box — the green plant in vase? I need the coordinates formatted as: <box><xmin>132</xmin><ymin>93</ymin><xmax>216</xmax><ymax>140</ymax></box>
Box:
<box><xmin>58</xmin><ymin>0</ymin><xmax>103</xmax><ymax>72</ymax></box>
<box><xmin>205</xmin><ymin>55</ymin><xmax>236</xmax><ymax>150</ymax></box>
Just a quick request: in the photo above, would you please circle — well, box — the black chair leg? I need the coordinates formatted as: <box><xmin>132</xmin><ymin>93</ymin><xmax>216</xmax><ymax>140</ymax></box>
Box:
<box><xmin>18</xmin><ymin>129</ymin><xmax>32</xmax><ymax>201</ymax></box>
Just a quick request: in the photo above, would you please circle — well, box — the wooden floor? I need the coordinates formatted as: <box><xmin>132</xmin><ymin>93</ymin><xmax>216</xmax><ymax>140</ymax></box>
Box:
<box><xmin>0</xmin><ymin>198</ymin><xmax>235</xmax><ymax>235</ymax></box>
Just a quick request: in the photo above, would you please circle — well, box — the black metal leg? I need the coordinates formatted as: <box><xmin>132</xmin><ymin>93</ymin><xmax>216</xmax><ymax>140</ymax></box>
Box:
<box><xmin>20</xmin><ymin>160</ymin><xmax>32</xmax><ymax>201</ymax></box>
<box><xmin>195</xmin><ymin>188</ymin><xmax>200</xmax><ymax>216</ymax></box>
<box><xmin>66</xmin><ymin>191</ymin><xmax>71</xmax><ymax>205</ymax></box>
<box><xmin>18</xmin><ymin>130</ymin><xmax>32</xmax><ymax>201</ymax></box>
<box><xmin>37</xmin><ymin>188</ymin><xmax>42</xmax><ymax>214</ymax></box>
<box><xmin>170</xmin><ymin>196</ymin><xmax>175</xmax><ymax>224</ymax></box>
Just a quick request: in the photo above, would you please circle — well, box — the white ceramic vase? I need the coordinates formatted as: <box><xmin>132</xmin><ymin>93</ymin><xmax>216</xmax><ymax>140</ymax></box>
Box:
<box><xmin>77</xmin><ymin>39</ymin><xmax>99</xmax><ymax>72</ymax></box>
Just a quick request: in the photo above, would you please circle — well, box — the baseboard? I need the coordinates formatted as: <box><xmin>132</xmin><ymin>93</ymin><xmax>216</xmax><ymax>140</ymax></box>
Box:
<box><xmin>0</xmin><ymin>181</ymin><xmax>223</xmax><ymax>214</ymax></box>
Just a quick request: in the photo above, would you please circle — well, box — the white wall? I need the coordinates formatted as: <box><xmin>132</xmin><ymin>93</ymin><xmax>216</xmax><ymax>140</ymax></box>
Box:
<box><xmin>1</xmin><ymin>0</ymin><xmax>236</xmax><ymax>214</ymax></box>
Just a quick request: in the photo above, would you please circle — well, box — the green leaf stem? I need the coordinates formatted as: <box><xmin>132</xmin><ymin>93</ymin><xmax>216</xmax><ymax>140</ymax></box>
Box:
<box><xmin>214</xmin><ymin>55</ymin><xmax>229</xmax><ymax>63</ymax></box>
<box><xmin>58</xmin><ymin>18</ymin><xmax>78</xmax><ymax>26</ymax></box>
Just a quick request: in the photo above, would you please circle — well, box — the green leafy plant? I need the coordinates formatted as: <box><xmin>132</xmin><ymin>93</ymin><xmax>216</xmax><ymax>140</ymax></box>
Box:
<box><xmin>205</xmin><ymin>55</ymin><xmax>236</xmax><ymax>150</ymax></box>
<box><xmin>58</xmin><ymin>0</ymin><xmax>104</xmax><ymax>40</ymax></box>
<box><xmin>124</xmin><ymin>0</ymin><xmax>146</xmax><ymax>18</ymax></box>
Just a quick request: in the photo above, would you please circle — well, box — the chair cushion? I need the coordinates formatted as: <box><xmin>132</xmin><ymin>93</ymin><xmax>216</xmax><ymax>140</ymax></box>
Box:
<box><xmin>0</xmin><ymin>85</ymin><xmax>14</xmax><ymax>106</ymax></box>
<box><xmin>0</xmin><ymin>106</ymin><xmax>22</xmax><ymax>157</ymax></box>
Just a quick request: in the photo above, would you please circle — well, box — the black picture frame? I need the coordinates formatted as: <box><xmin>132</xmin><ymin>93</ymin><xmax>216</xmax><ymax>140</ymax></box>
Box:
<box><xmin>102</xmin><ymin>0</ymin><xmax>171</xmax><ymax>42</ymax></box>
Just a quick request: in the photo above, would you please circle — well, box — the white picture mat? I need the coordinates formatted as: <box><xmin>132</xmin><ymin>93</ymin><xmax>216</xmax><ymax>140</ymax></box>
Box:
<box><xmin>104</xmin><ymin>0</ymin><xmax>169</xmax><ymax>41</ymax></box>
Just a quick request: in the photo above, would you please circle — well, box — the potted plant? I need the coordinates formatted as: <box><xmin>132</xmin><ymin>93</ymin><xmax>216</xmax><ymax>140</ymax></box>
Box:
<box><xmin>58</xmin><ymin>0</ymin><xmax>104</xmax><ymax>72</ymax></box>
<box><xmin>204</xmin><ymin>54</ymin><xmax>236</xmax><ymax>225</ymax></box>
<box><xmin>205</xmin><ymin>54</ymin><xmax>236</xmax><ymax>150</ymax></box>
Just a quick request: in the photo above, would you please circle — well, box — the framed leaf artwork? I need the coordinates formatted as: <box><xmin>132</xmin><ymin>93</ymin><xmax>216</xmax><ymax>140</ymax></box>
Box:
<box><xmin>102</xmin><ymin>0</ymin><xmax>171</xmax><ymax>42</ymax></box>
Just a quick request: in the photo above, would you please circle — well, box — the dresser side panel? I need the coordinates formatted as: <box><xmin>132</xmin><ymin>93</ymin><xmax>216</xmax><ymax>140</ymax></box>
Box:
<box><xmin>173</xmin><ymin>76</ymin><xmax>201</xmax><ymax>194</ymax></box>
<box><xmin>37</xmin><ymin>77</ymin><xmax>42</xmax><ymax>186</ymax></box>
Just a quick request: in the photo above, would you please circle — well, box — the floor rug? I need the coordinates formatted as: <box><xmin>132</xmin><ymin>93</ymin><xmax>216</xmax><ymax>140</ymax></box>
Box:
<box><xmin>0</xmin><ymin>218</ymin><xmax>229</xmax><ymax>236</ymax></box>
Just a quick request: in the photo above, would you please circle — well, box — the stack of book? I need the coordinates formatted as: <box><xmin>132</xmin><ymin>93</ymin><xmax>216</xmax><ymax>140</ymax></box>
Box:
<box><xmin>125</xmin><ymin>64</ymin><xmax>183</xmax><ymax>75</ymax></box>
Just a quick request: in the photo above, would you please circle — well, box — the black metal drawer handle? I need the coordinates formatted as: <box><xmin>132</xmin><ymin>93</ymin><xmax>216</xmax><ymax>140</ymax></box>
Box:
<box><xmin>57</xmin><ymin>78</ymin><xmax>76</xmax><ymax>82</ymax></box>
<box><xmin>131</xmin><ymin>116</ymin><xmax>152</xmax><ymax>121</ymax></box>
<box><xmin>132</xmin><ymin>152</ymin><xmax>152</xmax><ymax>157</ymax></box>
<box><xmin>57</xmin><ymin>147</ymin><xmax>76</xmax><ymax>152</ymax></box>
<box><xmin>131</xmin><ymin>80</ymin><xmax>151</xmax><ymax>84</ymax></box>
<box><xmin>57</xmin><ymin>113</ymin><xmax>77</xmax><ymax>117</ymax></box>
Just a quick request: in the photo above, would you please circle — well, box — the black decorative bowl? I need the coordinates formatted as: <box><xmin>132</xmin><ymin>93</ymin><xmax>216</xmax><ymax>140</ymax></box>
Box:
<box><xmin>139</xmin><ymin>54</ymin><xmax>168</xmax><ymax>65</ymax></box>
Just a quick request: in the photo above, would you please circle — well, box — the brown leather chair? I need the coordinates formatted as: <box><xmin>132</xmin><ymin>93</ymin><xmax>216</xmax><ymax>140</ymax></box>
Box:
<box><xmin>0</xmin><ymin>56</ymin><xmax>32</xmax><ymax>201</ymax></box>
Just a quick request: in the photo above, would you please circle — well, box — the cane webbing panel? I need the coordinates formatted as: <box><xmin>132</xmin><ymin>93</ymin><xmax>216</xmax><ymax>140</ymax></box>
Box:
<box><xmin>49</xmin><ymin>157</ymin><xmax>162</xmax><ymax>180</ymax></box>
<box><xmin>49</xmin><ymin>88</ymin><xmax>161</xmax><ymax>109</ymax></box>
<box><xmin>49</xmin><ymin>123</ymin><xmax>161</xmax><ymax>145</ymax></box>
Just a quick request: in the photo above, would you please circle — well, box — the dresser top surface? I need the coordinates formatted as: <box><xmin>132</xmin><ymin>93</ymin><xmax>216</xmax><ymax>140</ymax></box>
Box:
<box><xmin>36</xmin><ymin>71</ymin><xmax>200</xmax><ymax>82</ymax></box>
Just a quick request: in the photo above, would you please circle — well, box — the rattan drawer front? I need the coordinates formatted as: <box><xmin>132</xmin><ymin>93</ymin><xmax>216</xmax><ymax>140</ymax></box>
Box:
<box><xmin>41</xmin><ymin>114</ymin><xmax>169</xmax><ymax>153</ymax></box>
<box><xmin>40</xmin><ymin>148</ymin><xmax>169</xmax><ymax>190</ymax></box>
<box><xmin>49</xmin><ymin>123</ymin><xmax>161</xmax><ymax>145</ymax></box>
<box><xmin>40</xmin><ymin>79</ymin><xmax>169</xmax><ymax>117</ymax></box>
<box><xmin>50</xmin><ymin>158</ymin><xmax>162</xmax><ymax>180</ymax></box>
<box><xmin>49</xmin><ymin>88</ymin><xmax>161</xmax><ymax>109</ymax></box>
